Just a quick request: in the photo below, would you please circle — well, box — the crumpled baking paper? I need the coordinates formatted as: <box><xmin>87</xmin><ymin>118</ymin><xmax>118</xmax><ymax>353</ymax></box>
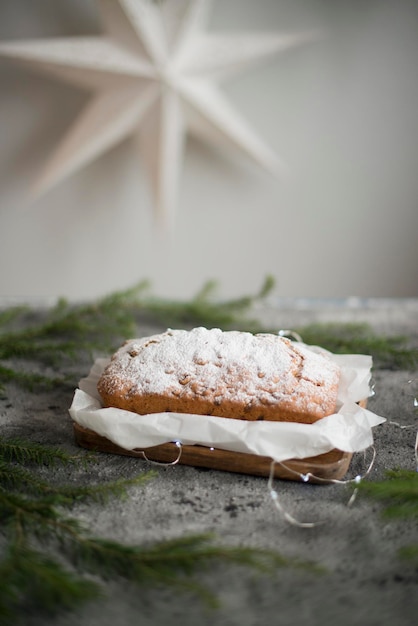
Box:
<box><xmin>69</xmin><ymin>347</ymin><xmax>386</xmax><ymax>462</ymax></box>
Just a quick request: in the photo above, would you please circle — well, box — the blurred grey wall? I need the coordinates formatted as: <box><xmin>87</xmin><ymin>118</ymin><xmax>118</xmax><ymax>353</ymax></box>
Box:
<box><xmin>0</xmin><ymin>0</ymin><xmax>417</xmax><ymax>301</ymax></box>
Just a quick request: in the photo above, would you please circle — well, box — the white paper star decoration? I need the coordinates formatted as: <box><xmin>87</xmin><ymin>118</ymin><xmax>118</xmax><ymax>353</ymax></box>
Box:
<box><xmin>0</xmin><ymin>0</ymin><xmax>314</xmax><ymax>228</ymax></box>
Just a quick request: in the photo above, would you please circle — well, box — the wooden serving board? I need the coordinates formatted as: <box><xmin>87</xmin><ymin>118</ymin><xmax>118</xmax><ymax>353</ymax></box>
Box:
<box><xmin>73</xmin><ymin>401</ymin><xmax>367</xmax><ymax>482</ymax></box>
<box><xmin>73</xmin><ymin>423</ymin><xmax>354</xmax><ymax>483</ymax></box>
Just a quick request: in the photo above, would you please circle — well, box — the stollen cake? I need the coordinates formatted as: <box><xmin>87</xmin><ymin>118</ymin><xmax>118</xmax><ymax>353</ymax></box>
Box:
<box><xmin>97</xmin><ymin>327</ymin><xmax>341</xmax><ymax>424</ymax></box>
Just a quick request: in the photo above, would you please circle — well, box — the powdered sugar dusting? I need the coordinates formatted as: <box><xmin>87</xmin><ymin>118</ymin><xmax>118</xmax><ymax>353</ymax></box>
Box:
<box><xmin>98</xmin><ymin>327</ymin><xmax>340</xmax><ymax>420</ymax></box>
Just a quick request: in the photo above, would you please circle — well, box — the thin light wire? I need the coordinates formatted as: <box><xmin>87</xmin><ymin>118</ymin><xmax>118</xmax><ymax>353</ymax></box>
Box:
<box><xmin>387</xmin><ymin>420</ymin><xmax>416</xmax><ymax>430</ymax></box>
<box><xmin>267</xmin><ymin>447</ymin><xmax>376</xmax><ymax>528</ymax></box>
<box><xmin>140</xmin><ymin>440</ymin><xmax>183</xmax><ymax>466</ymax></box>
<box><xmin>277</xmin><ymin>329</ymin><xmax>304</xmax><ymax>343</ymax></box>
<box><xmin>388</xmin><ymin>378</ymin><xmax>418</xmax><ymax>471</ymax></box>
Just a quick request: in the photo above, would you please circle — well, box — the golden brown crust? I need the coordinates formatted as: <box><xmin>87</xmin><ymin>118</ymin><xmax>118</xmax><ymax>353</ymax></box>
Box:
<box><xmin>97</xmin><ymin>328</ymin><xmax>341</xmax><ymax>424</ymax></box>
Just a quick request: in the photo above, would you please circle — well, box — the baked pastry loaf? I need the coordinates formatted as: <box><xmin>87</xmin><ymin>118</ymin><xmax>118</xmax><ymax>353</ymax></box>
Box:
<box><xmin>97</xmin><ymin>327</ymin><xmax>340</xmax><ymax>424</ymax></box>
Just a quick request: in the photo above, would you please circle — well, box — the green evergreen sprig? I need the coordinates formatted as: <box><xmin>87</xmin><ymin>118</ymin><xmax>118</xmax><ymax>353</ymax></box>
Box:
<box><xmin>0</xmin><ymin>364</ymin><xmax>68</xmax><ymax>395</ymax></box>
<box><xmin>140</xmin><ymin>275</ymin><xmax>275</xmax><ymax>329</ymax></box>
<box><xmin>359</xmin><ymin>469</ymin><xmax>418</xmax><ymax>519</ymax></box>
<box><xmin>1</xmin><ymin>276</ymin><xmax>416</xmax><ymax>397</ymax></box>
<box><xmin>0</xmin><ymin>544</ymin><xmax>101</xmax><ymax>622</ymax></box>
<box><xmin>65</xmin><ymin>532</ymin><xmax>299</xmax><ymax>609</ymax></box>
<box><xmin>0</xmin><ymin>277</ymin><xmax>275</xmax><ymax>394</ymax></box>
<box><xmin>358</xmin><ymin>469</ymin><xmax>418</xmax><ymax>561</ymax></box>
<box><xmin>0</xmin><ymin>436</ymin><xmax>78</xmax><ymax>466</ymax></box>
<box><xmin>0</xmin><ymin>305</ymin><xmax>29</xmax><ymax>329</ymax></box>
<box><xmin>0</xmin><ymin>435</ymin><xmax>313</xmax><ymax>624</ymax></box>
<box><xmin>295</xmin><ymin>322</ymin><xmax>417</xmax><ymax>370</ymax></box>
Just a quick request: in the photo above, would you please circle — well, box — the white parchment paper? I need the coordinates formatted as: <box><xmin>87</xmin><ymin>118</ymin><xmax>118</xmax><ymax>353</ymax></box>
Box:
<box><xmin>69</xmin><ymin>347</ymin><xmax>385</xmax><ymax>462</ymax></box>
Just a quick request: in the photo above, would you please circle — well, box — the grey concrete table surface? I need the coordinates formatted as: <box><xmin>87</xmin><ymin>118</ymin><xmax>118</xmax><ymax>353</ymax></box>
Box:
<box><xmin>1</xmin><ymin>298</ymin><xmax>417</xmax><ymax>626</ymax></box>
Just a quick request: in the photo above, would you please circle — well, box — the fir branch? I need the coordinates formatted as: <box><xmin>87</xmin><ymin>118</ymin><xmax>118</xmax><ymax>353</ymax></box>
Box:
<box><xmin>399</xmin><ymin>545</ymin><xmax>418</xmax><ymax>560</ymax></box>
<box><xmin>0</xmin><ymin>460</ymin><xmax>53</xmax><ymax>495</ymax></box>
<box><xmin>0</xmin><ymin>436</ymin><xmax>79</xmax><ymax>466</ymax></box>
<box><xmin>2</xmin><ymin>485</ymin><xmax>315</xmax><ymax>619</ymax></box>
<box><xmin>359</xmin><ymin>470</ymin><xmax>418</xmax><ymax>519</ymax></box>
<box><xmin>358</xmin><ymin>470</ymin><xmax>418</xmax><ymax>562</ymax></box>
<box><xmin>0</xmin><ymin>459</ymin><xmax>154</xmax><ymax>504</ymax></box>
<box><xmin>0</xmin><ymin>277</ymin><xmax>275</xmax><ymax>395</ymax></box>
<box><xmin>1</xmin><ymin>277</ymin><xmax>416</xmax><ymax>398</ymax></box>
<box><xmin>67</xmin><ymin>532</ymin><xmax>310</xmax><ymax>608</ymax></box>
<box><xmin>56</xmin><ymin>472</ymin><xmax>156</xmax><ymax>504</ymax></box>
<box><xmin>0</xmin><ymin>435</ymin><xmax>156</xmax><ymax>511</ymax></box>
<box><xmin>0</xmin><ymin>283</ymin><xmax>145</xmax><ymax>392</ymax></box>
<box><xmin>72</xmin><ymin>532</ymin><xmax>284</xmax><ymax>582</ymax></box>
<box><xmin>295</xmin><ymin>322</ymin><xmax>417</xmax><ymax>369</ymax></box>
<box><xmin>139</xmin><ymin>275</ymin><xmax>275</xmax><ymax>330</ymax></box>
<box><xmin>0</xmin><ymin>364</ymin><xmax>67</xmax><ymax>393</ymax></box>
<box><xmin>0</xmin><ymin>543</ymin><xmax>101</xmax><ymax>622</ymax></box>
<box><xmin>0</xmin><ymin>336</ymin><xmax>80</xmax><ymax>364</ymax></box>
<box><xmin>0</xmin><ymin>281</ymin><xmax>150</xmax><ymax>365</ymax></box>
<box><xmin>0</xmin><ymin>305</ymin><xmax>29</xmax><ymax>330</ymax></box>
<box><xmin>0</xmin><ymin>431</ymin><xmax>316</xmax><ymax>623</ymax></box>
<box><xmin>0</xmin><ymin>490</ymin><xmax>84</xmax><ymax>538</ymax></box>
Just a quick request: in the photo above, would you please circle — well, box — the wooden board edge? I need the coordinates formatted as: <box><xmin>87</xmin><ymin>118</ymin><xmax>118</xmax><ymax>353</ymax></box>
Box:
<box><xmin>73</xmin><ymin>423</ymin><xmax>353</xmax><ymax>483</ymax></box>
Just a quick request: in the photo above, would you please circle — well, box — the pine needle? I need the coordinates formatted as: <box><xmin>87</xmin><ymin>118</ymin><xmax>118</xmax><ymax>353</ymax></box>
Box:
<box><xmin>358</xmin><ymin>470</ymin><xmax>418</xmax><ymax>561</ymax></box>
<box><xmin>296</xmin><ymin>322</ymin><xmax>417</xmax><ymax>369</ymax></box>
<box><xmin>0</xmin><ymin>430</ymin><xmax>317</xmax><ymax>623</ymax></box>
<box><xmin>0</xmin><ymin>277</ymin><xmax>275</xmax><ymax>394</ymax></box>
<box><xmin>0</xmin><ymin>436</ymin><xmax>78</xmax><ymax>466</ymax></box>
<box><xmin>56</xmin><ymin>473</ymin><xmax>156</xmax><ymax>504</ymax></box>
<box><xmin>0</xmin><ymin>459</ymin><xmax>154</xmax><ymax>503</ymax></box>
<box><xmin>67</xmin><ymin>532</ymin><xmax>313</xmax><ymax>608</ymax></box>
<box><xmin>139</xmin><ymin>275</ymin><xmax>275</xmax><ymax>330</ymax></box>
<box><xmin>359</xmin><ymin>470</ymin><xmax>418</xmax><ymax>519</ymax></box>
<box><xmin>0</xmin><ymin>543</ymin><xmax>101</xmax><ymax>621</ymax></box>
<box><xmin>1</xmin><ymin>277</ymin><xmax>416</xmax><ymax>396</ymax></box>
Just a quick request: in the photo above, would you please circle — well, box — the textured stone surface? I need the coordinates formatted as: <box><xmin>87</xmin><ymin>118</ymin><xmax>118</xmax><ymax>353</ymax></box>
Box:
<box><xmin>1</xmin><ymin>298</ymin><xmax>417</xmax><ymax>626</ymax></box>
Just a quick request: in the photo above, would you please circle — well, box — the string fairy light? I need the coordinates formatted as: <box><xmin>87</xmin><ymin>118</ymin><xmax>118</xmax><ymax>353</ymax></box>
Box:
<box><xmin>277</xmin><ymin>329</ymin><xmax>304</xmax><ymax>343</ymax></box>
<box><xmin>388</xmin><ymin>379</ymin><xmax>418</xmax><ymax>431</ymax></box>
<box><xmin>386</xmin><ymin>417</ymin><xmax>418</xmax><ymax>472</ymax></box>
<box><xmin>140</xmin><ymin>440</ymin><xmax>183</xmax><ymax>466</ymax></box>
<box><xmin>267</xmin><ymin>447</ymin><xmax>377</xmax><ymax>528</ymax></box>
<box><xmin>387</xmin><ymin>378</ymin><xmax>418</xmax><ymax>472</ymax></box>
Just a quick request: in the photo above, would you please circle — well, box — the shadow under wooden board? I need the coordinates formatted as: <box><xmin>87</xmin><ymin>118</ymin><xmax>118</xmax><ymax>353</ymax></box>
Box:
<box><xmin>73</xmin><ymin>398</ymin><xmax>369</xmax><ymax>483</ymax></box>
